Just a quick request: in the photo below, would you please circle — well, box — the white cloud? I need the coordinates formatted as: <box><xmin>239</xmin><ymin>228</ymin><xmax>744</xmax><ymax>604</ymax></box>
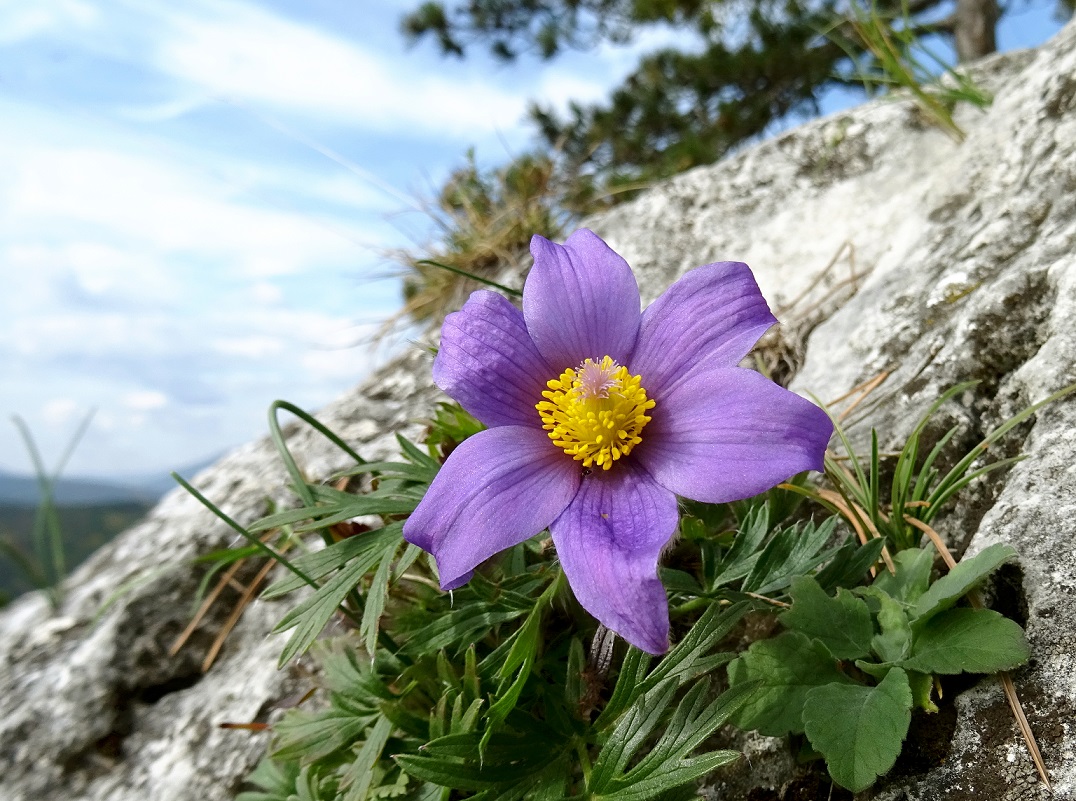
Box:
<box><xmin>148</xmin><ymin>0</ymin><xmax>528</xmax><ymax>138</ymax></box>
<box><xmin>250</xmin><ymin>281</ymin><xmax>283</xmax><ymax>305</ymax></box>
<box><xmin>122</xmin><ymin>390</ymin><xmax>169</xmax><ymax>410</ymax></box>
<box><xmin>41</xmin><ymin>398</ymin><xmax>81</xmax><ymax>427</ymax></box>
<box><xmin>0</xmin><ymin>0</ymin><xmax>98</xmax><ymax>45</ymax></box>
<box><xmin>212</xmin><ymin>335</ymin><xmax>285</xmax><ymax>359</ymax></box>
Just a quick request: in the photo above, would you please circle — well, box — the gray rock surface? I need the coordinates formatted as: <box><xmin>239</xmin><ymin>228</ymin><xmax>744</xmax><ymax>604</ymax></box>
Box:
<box><xmin>2</xmin><ymin>16</ymin><xmax>1075</xmax><ymax>801</ymax></box>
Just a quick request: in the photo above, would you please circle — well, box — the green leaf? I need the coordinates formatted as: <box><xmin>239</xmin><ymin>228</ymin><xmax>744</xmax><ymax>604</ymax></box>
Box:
<box><xmin>341</xmin><ymin>715</ymin><xmax>393</xmax><ymax>801</ymax></box>
<box><xmin>391</xmin><ymin>754</ymin><xmax>522</xmax><ymax>790</ymax></box>
<box><xmin>814</xmin><ymin>537</ymin><xmax>886</xmax><ymax>593</ymax></box>
<box><xmin>618</xmin><ymin>680</ymin><xmax>756</xmax><ymax>785</ymax></box>
<box><xmin>727</xmin><ymin>630</ymin><xmax>851</xmax><ymax>736</ymax></box>
<box><xmin>263</xmin><ymin>525</ymin><xmax>401</xmax><ymax>599</ymax></box>
<box><xmin>870</xmin><ymin>590</ymin><xmax>913</xmax><ymax>663</ymax></box>
<box><xmin>273</xmin><ymin>555</ymin><xmax>381</xmax><ymax>666</ymax></box>
<box><xmin>902</xmin><ymin>607</ymin><xmax>1030</xmax><ymax>674</ymax></box>
<box><xmin>802</xmin><ymin>667</ymin><xmax>912</xmax><ymax>792</ymax></box>
<box><xmin>742</xmin><ymin>518</ymin><xmax>837</xmax><ymax>595</ymax></box>
<box><xmin>907</xmin><ymin>670</ymin><xmax>939</xmax><ymax>713</ymax></box>
<box><xmin>589</xmin><ymin>679</ymin><xmax>679</xmax><ymax>793</ymax></box>
<box><xmin>404</xmin><ymin>606</ymin><xmax>526</xmax><ymax>656</ymax></box>
<box><xmin>237</xmin><ymin>756</ymin><xmax>301</xmax><ymax>801</ymax></box>
<box><xmin>712</xmin><ymin>505</ymin><xmax>769</xmax><ymax>587</ymax></box>
<box><xmin>780</xmin><ymin>576</ymin><xmax>873</xmax><ymax>660</ymax></box>
<box><xmin>599</xmin><ymin>752</ymin><xmax>741</xmax><ymax>801</ymax></box>
<box><xmin>635</xmin><ymin>601</ymin><xmax>749</xmax><ymax>697</ymax></box>
<box><xmin>272</xmin><ymin>703</ymin><xmax>376</xmax><ymax>763</ymax></box>
<box><xmin>595</xmin><ymin>646</ymin><xmax>652</xmax><ymax>726</ymax></box>
<box><xmin>361</xmin><ymin>546</ymin><xmax>397</xmax><ymax>655</ymax></box>
<box><xmin>565</xmin><ymin>637</ymin><xmax>586</xmax><ymax>712</ymax></box>
<box><xmin>912</xmin><ymin>543</ymin><xmax>1016</xmax><ymax>621</ymax></box>
<box><xmin>872</xmin><ymin>548</ymin><xmax>934</xmax><ymax>605</ymax></box>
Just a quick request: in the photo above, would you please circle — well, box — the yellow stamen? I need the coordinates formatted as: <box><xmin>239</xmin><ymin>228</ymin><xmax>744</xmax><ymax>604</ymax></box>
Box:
<box><xmin>536</xmin><ymin>356</ymin><xmax>655</xmax><ymax>471</ymax></box>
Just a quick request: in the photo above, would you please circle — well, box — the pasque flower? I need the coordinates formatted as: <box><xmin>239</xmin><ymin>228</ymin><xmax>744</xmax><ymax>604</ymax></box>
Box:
<box><xmin>403</xmin><ymin>229</ymin><xmax>832</xmax><ymax>653</ymax></box>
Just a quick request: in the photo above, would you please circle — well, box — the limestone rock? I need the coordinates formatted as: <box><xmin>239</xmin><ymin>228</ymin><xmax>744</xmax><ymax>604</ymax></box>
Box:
<box><xmin>2</xmin><ymin>16</ymin><xmax>1075</xmax><ymax>801</ymax></box>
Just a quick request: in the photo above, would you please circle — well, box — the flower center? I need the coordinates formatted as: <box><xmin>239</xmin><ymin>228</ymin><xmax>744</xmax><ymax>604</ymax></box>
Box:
<box><xmin>536</xmin><ymin>356</ymin><xmax>655</xmax><ymax>471</ymax></box>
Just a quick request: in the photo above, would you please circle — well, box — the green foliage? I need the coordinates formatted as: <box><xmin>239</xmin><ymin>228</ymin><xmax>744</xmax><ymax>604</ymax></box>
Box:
<box><xmin>188</xmin><ymin>383</ymin><xmax>1054</xmax><ymax>798</ymax></box>
<box><xmin>799</xmin><ymin>380</ymin><xmax>1076</xmax><ymax>553</ymax></box>
<box><xmin>802</xmin><ymin>667</ymin><xmax>912</xmax><ymax>792</ymax></box>
<box><xmin>728</xmin><ymin>548</ymin><xmax>1030</xmax><ymax>790</ymax></box>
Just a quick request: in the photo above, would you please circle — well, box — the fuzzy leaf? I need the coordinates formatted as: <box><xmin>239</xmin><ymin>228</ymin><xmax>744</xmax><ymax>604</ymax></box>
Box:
<box><xmin>872</xmin><ymin>548</ymin><xmax>934</xmax><ymax>605</ymax></box>
<box><xmin>742</xmin><ymin>518</ymin><xmax>837</xmax><ymax>595</ymax></box>
<box><xmin>780</xmin><ymin>576</ymin><xmax>873</xmax><ymax>659</ymax></box>
<box><xmin>273</xmin><ymin>556</ymin><xmax>382</xmax><ymax>666</ymax></box>
<box><xmin>870</xmin><ymin>590</ymin><xmax>913</xmax><ymax>663</ymax></box>
<box><xmin>803</xmin><ymin>667</ymin><xmax>912</xmax><ymax>792</ymax></box>
<box><xmin>902</xmin><ymin>607</ymin><xmax>1030</xmax><ymax>674</ymax></box>
<box><xmin>272</xmin><ymin>703</ymin><xmax>376</xmax><ymax>763</ymax></box>
<box><xmin>912</xmin><ymin>543</ymin><xmax>1016</xmax><ymax>621</ymax></box>
<box><xmin>599</xmin><ymin>752</ymin><xmax>740</xmax><ymax>801</ymax></box>
<box><xmin>728</xmin><ymin>630</ymin><xmax>851</xmax><ymax>736</ymax></box>
<box><xmin>814</xmin><ymin>537</ymin><xmax>886</xmax><ymax>593</ymax></box>
<box><xmin>263</xmin><ymin>525</ymin><xmax>401</xmax><ymax>599</ymax></box>
<box><xmin>712</xmin><ymin>505</ymin><xmax>769</xmax><ymax>587</ymax></box>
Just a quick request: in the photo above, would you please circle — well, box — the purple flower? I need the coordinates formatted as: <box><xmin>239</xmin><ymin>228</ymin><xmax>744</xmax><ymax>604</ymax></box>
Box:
<box><xmin>403</xmin><ymin>229</ymin><xmax>832</xmax><ymax>653</ymax></box>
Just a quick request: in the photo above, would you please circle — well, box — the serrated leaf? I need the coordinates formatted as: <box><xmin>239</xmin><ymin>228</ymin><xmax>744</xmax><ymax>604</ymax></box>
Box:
<box><xmin>361</xmin><ymin>547</ymin><xmax>397</xmax><ymax>655</ymax></box>
<box><xmin>712</xmin><ymin>505</ymin><xmax>769</xmax><ymax>587</ymax></box>
<box><xmin>814</xmin><ymin>537</ymin><xmax>886</xmax><ymax>593</ymax></box>
<box><xmin>594</xmin><ymin>647</ymin><xmax>652</xmax><ymax>727</ymax></box>
<box><xmin>780</xmin><ymin>576</ymin><xmax>873</xmax><ymax>660</ymax></box>
<box><xmin>621</xmin><ymin>680</ymin><xmax>757</xmax><ymax>784</ymax></box>
<box><xmin>599</xmin><ymin>751</ymin><xmax>740</xmax><ymax>801</ymax></box>
<box><xmin>403</xmin><ymin>607</ymin><xmax>525</xmax><ymax>656</ymax></box>
<box><xmin>872</xmin><ymin>548</ymin><xmax>934</xmax><ymax>605</ymax></box>
<box><xmin>590</xmin><ymin>679</ymin><xmax>679</xmax><ymax>792</ymax></box>
<box><xmin>341</xmin><ymin>715</ymin><xmax>393</xmax><ymax>801</ymax></box>
<box><xmin>727</xmin><ymin>630</ymin><xmax>851</xmax><ymax>736</ymax></box>
<box><xmin>273</xmin><ymin>556</ymin><xmax>380</xmax><ymax>666</ymax></box>
<box><xmin>392</xmin><ymin>753</ymin><xmax>539</xmax><ymax>790</ymax></box>
<box><xmin>272</xmin><ymin>705</ymin><xmax>376</xmax><ymax>763</ymax></box>
<box><xmin>803</xmin><ymin>667</ymin><xmax>912</xmax><ymax>792</ymax></box>
<box><xmin>902</xmin><ymin>607</ymin><xmax>1030</xmax><ymax>674</ymax></box>
<box><xmin>263</xmin><ymin>526</ymin><xmax>401</xmax><ymax>599</ymax></box>
<box><xmin>237</xmin><ymin>756</ymin><xmax>301</xmax><ymax>801</ymax></box>
<box><xmin>912</xmin><ymin>543</ymin><xmax>1016</xmax><ymax>621</ymax></box>
<box><xmin>742</xmin><ymin>518</ymin><xmax>837</xmax><ymax>595</ymax></box>
<box><xmin>636</xmin><ymin>601</ymin><xmax>749</xmax><ymax>697</ymax></box>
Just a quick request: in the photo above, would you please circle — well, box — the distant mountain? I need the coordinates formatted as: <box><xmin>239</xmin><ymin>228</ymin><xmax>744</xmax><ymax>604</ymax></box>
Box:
<box><xmin>0</xmin><ymin>456</ymin><xmax>220</xmax><ymax>508</ymax></box>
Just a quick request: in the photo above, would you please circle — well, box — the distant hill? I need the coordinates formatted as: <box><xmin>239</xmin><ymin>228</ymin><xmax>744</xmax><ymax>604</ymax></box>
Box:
<box><xmin>0</xmin><ymin>471</ymin><xmax>154</xmax><ymax>507</ymax></box>
<box><xmin>0</xmin><ymin>457</ymin><xmax>219</xmax><ymax>508</ymax></box>
<box><xmin>0</xmin><ymin>501</ymin><xmax>151</xmax><ymax>602</ymax></box>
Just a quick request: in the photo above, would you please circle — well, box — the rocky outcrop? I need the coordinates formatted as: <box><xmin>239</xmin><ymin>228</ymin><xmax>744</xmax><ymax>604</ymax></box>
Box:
<box><xmin>2</xmin><ymin>17</ymin><xmax>1074</xmax><ymax>801</ymax></box>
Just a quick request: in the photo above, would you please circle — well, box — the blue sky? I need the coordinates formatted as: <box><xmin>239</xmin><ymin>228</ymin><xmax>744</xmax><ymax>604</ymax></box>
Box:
<box><xmin>0</xmin><ymin>0</ymin><xmax>1065</xmax><ymax>479</ymax></box>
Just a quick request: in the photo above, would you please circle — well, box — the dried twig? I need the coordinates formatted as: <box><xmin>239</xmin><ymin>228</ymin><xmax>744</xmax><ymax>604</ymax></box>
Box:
<box><xmin>745</xmin><ymin>592</ymin><xmax>791</xmax><ymax>609</ymax></box>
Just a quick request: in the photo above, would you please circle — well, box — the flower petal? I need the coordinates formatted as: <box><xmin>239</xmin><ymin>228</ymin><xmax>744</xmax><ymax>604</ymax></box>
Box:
<box><xmin>403</xmin><ymin>426</ymin><xmax>580</xmax><ymax>589</ymax></box>
<box><xmin>630</xmin><ymin>261</ymin><xmax>777</xmax><ymax>397</ymax></box>
<box><xmin>550</xmin><ymin>462</ymin><xmax>678</xmax><ymax>654</ymax></box>
<box><xmin>524</xmin><ymin>230</ymin><xmax>641</xmax><ymax>369</ymax></box>
<box><xmin>637</xmin><ymin>367</ymin><xmax>832</xmax><ymax>503</ymax></box>
<box><xmin>433</xmin><ymin>290</ymin><xmax>554</xmax><ymax>428</ymax></box>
